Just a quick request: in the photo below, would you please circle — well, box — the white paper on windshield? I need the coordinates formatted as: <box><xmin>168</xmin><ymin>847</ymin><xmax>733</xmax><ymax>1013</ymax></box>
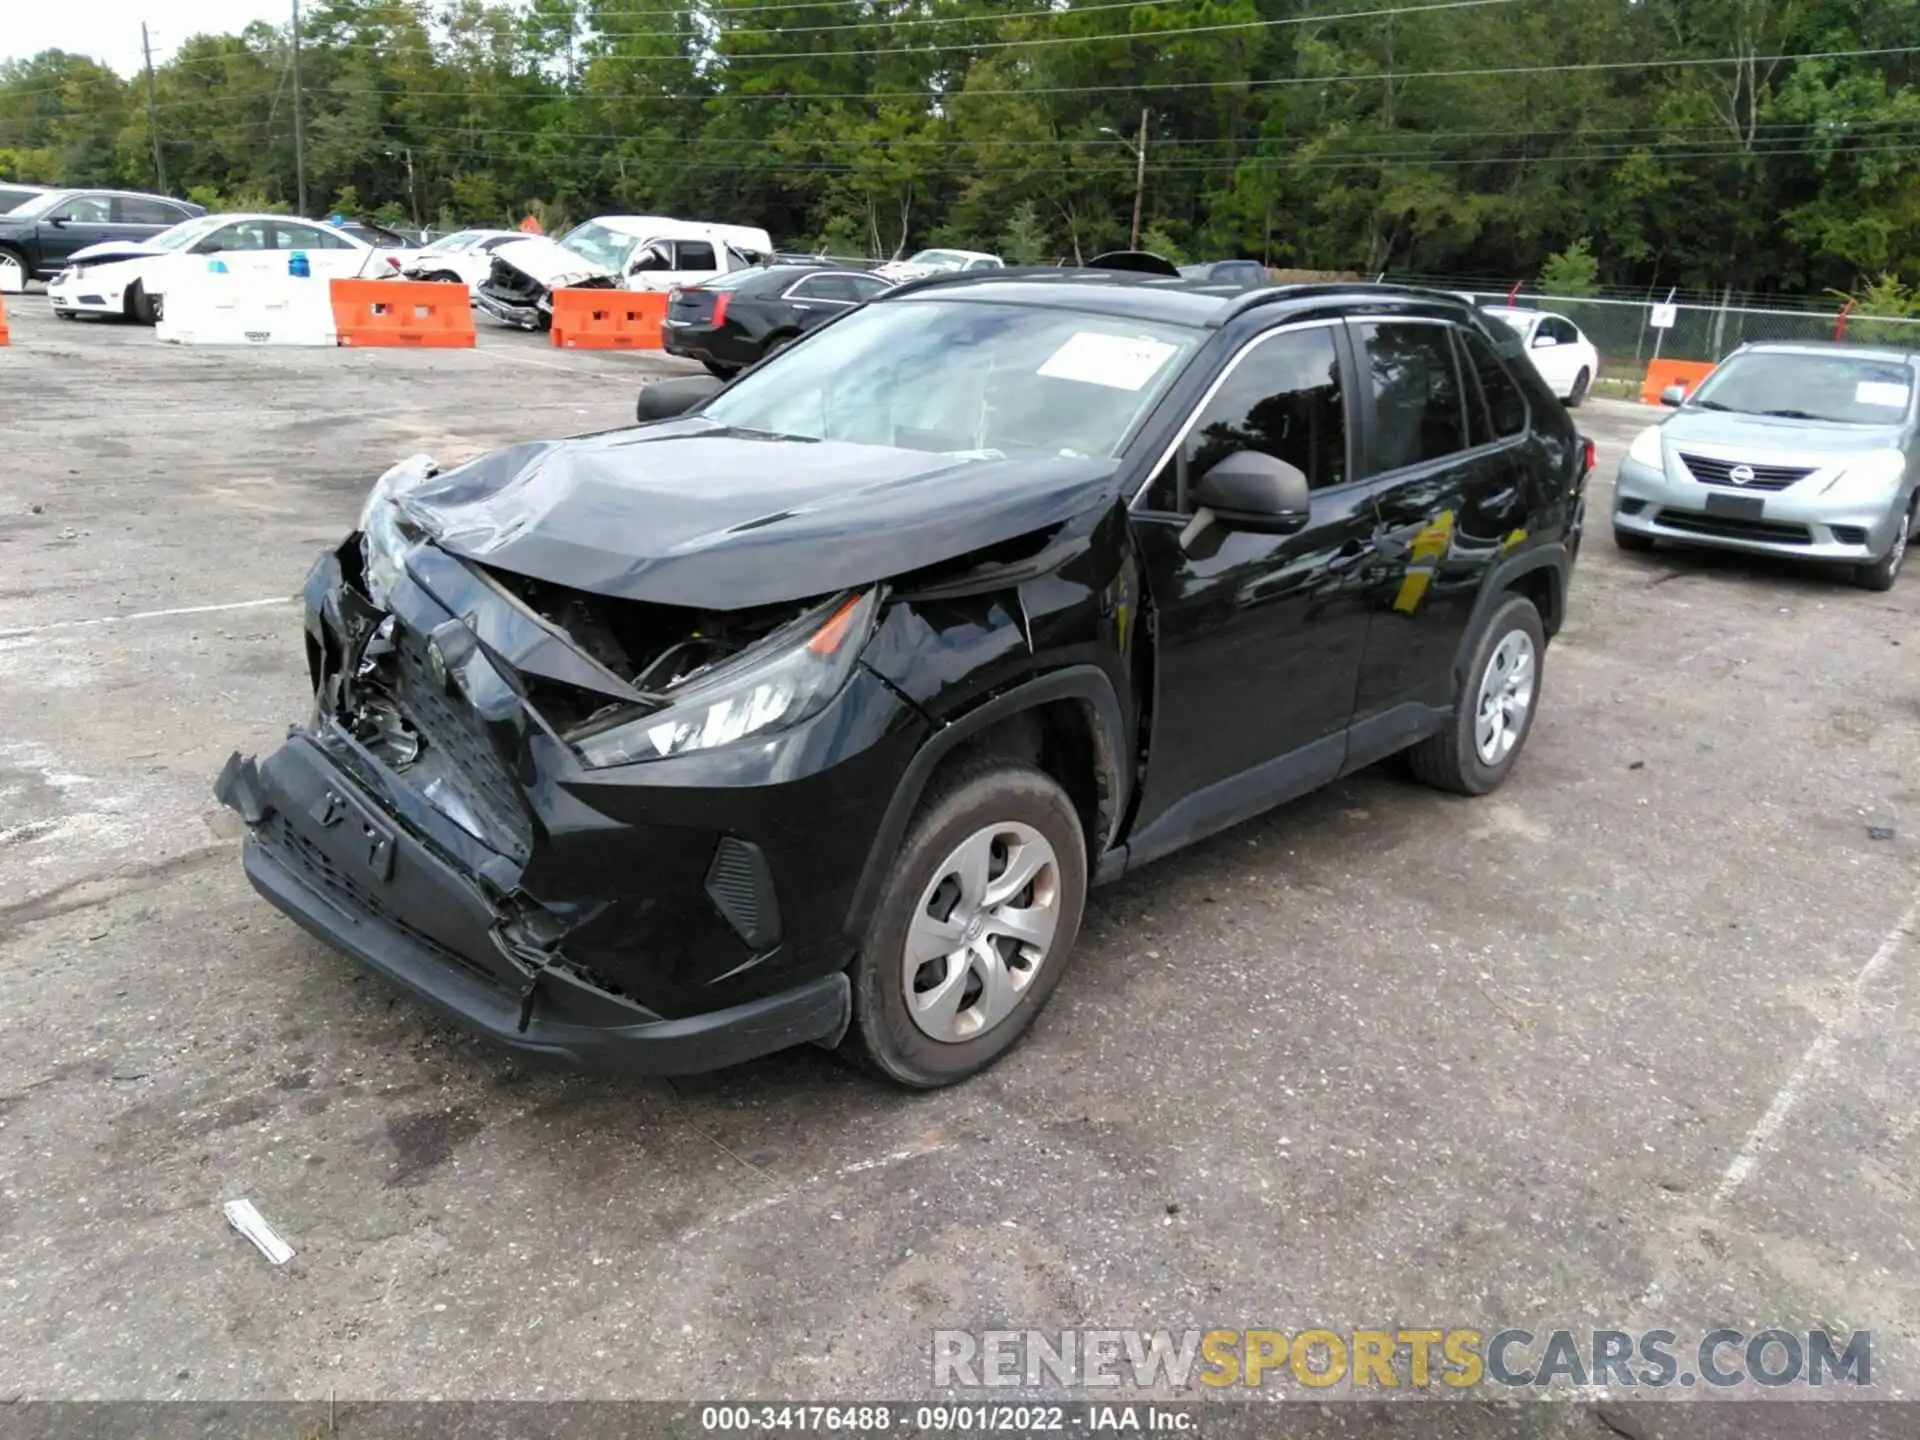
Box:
<box><xmin>1855</xmin><ymin>380</ymin><xmax>1911</xmax><ymax>408</ymax></box>
<box><xmin>1038</xmin><ymin>332</ymin><xmax>1180</xmax><ymax>391</ymax></box>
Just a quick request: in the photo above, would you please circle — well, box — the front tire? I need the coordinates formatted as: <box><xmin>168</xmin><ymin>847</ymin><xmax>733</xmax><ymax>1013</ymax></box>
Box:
<box><xmin>703</xmin><ymin>360</ymin><xmax>740</xmax><ymax>379</ymax></box>
<box><xmin>0</xmin><ymin>245</ymin><xmax>26</xmax><ymax>294</ymax></box>
<box><xmin>1406</xmin><ymin>594</ymin><xmax>1546</xmax><ymax>796</ymax></box>
<box><xmin>126</xmin><ymin>280</ymin><xmax>155</xmax><ymax>325</ymax></box>
<box><xmin>843</xmin><ymin>759</ymin><xmax>1087</xmax><ymax>1088</ymax></box>
<box><xmin>1855</xmin><ymin>495</ymin><xmax>1915</xmax><ymax>592</ymax></box>
<box><xmin>1566</xmin><ymin>367</ymin><xmax>1591</xmax><ymax>407</ymax></box>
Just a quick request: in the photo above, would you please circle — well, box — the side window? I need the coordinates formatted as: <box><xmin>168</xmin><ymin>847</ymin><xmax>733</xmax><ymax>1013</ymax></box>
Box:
<box><xmin>800</xmin><ymin>274</ymin><xmax>860</xmax><ymax>302</ymax></box>
<box><xmin>57</xmin><ymin>195</ymin><xmax>113</xmax><ymax>223</ymax></box>
<box><xmin>1144</xmin><ymin>325</ymin><xmax>1346</xmax><ymax>511</ymax></box>
<box><xmin>674</xmin><ymin>240</ymin><xmax>718</xmax><ymax>271</ymax></box>
<box><xmin>1357</xmin><ymin>321</ymin><xmax>1467</xmax><ymax>472</ymax></box>
<box><xmin>848</xmin><ymin>274</ymin><xmax>890</xmax><ymax>300</ymax></box>
<box><xmin>117</xmin><ymin>196</ymin><xmax>178</xmax><ymax>224</ymax></box>
<box><xmin>1542</xmin><ymin>316</ymin><xmax>1578</xmax><ymax>344</ymax></box>
<box><xmin>1459</xmin><ymin>330</ymin><xmax>1528</xmax><ymax>439</ymax></box>
<box><xmin>276</xmin><ymin>222</ymin><xmax>350</xmax><ymax>251</ymax></box>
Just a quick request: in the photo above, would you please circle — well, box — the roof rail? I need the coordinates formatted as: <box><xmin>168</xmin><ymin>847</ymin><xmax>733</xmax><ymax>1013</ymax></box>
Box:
<box><xmin>1218</xmin><ymin>279</ymin><xmax>1479</xmax><ymax>323</ymax></box>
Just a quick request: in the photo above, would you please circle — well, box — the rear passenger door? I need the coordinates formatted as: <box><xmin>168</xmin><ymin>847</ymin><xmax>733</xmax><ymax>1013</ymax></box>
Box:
<box><xmin>1346</xmin><ymin>318</ymin><xmax>1531</xmax><ymax>754</ymax></box>
<box><xmin>784</xmin><ymin>272</ymin><xmax>861</xmax><ymax>331</ymax></box>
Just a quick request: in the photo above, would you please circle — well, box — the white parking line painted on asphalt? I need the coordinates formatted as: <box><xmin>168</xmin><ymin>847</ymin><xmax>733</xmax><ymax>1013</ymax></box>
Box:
<box><xmin>1713</xmin><ymin>881</ymin><xmax>1920</xmax><ymax>1208</ymax></box>
<box><xmin>0</xmin><ymin>595</ymin><xmax>296</xmax><ymax>640</ymax></box>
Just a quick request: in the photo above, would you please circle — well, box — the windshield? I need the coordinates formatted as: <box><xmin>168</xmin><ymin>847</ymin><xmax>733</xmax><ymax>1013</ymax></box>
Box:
<box><xmin>559</xmin><ymin>221</ymin><xmax>637</xmax><ymax>274</ymax></box>
<box><xmin>906</xmin><ymin>249</ymin><xmax>971</xmax><ymax>269</ymax></box>
<box><xmin>7</xmin><ymin>189</ymin><xmax>75</xmax><ymax>220</ymax></box>
<box><xmin>701</xmin><ymin>298</ymin><xmax>1202</xmax><ymax>460</ymax></box>
<box><xmin>145</xmin><ymin>216</ymin><xmax>218</xmax><ymax>251</ymax></box>
<box><xmin>1689</xmin><ymin>351</ymin><xmax>1916</xmax><ymax>424</ymax></box>
<box><xmin>426</xmin><ymin>230</ymin><xmax>480</xmax><ymax>251</ymax></box>
<box><xmin>1486</xmin><ymin>309</ymin><xmax>1531</xmax><ymax>334</ymax></box>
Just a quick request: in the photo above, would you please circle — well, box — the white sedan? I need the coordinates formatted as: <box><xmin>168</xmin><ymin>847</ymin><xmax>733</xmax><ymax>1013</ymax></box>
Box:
<box><xmin>1483</xmin><ymin>305</ymin><xmax>1602</xmax><ymax>406</ymax></box>
<box><xmin>399</xmin><ymin>229</ymin><xmax>526</xmax><ymax>294</ymax></box>
<box><xmin>47</xmin><ymin>212</ymin><xmax>405</xmax><ymax>323</ymax></box>
<box><xmin>875</xmin><ymin>248</ymin><xmax>1005</xmax><ymax>283</ymax></box>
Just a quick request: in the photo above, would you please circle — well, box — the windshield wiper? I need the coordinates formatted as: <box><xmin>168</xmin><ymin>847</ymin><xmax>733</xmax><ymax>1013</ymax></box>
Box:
<box><xmin>1758</xmin><ymin>408</ymin><xmax>1827</xmax><ymax>420</ymax></box>
<box><xmin>1694</xmin><ymin>399</ymin><xmax>1735</xmax><ymax>412</ymax></box>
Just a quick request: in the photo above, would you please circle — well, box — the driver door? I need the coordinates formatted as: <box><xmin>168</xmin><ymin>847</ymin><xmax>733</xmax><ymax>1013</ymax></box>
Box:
<box><xmin>1126</xmin><ymin>320</ymin><xmax>1379</xmax><ymax>853</ymax></box>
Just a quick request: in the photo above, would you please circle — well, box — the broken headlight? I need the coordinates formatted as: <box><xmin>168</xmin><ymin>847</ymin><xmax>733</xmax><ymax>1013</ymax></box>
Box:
<box><xmin>574</xmin><ymin>591</ymin><xmax>877</xmax><ymax>767</ymax></box>
<box><xmin>358</xmin><ymin>453</ymin><xmax>438</xmax><ymax>608</ymax></box>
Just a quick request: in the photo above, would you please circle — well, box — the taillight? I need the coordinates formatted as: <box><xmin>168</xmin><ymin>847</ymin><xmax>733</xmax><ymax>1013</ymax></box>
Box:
<box><xmin>1581</xmin><ymin>437</ymin><xmax>1596</xmax><ymax>474</ymax></box>
<box><xmin>712</xmin><ymin>293</ymin><xmax>731</xmax><ymax>327</ymax></box>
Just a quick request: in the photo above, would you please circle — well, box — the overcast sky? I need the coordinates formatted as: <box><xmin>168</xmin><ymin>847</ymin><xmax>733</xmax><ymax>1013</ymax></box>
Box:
<box><xmin>6</xmin><ymin>0</ymin><xmax>291</xmax><ymax>75</ymax></box>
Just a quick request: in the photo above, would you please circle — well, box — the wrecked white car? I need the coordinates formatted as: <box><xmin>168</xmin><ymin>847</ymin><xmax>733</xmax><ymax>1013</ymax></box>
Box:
<box><xmin>475</xmin><ymin>216</ymin><xmax>774</xmax><ymax>330</ymax></box>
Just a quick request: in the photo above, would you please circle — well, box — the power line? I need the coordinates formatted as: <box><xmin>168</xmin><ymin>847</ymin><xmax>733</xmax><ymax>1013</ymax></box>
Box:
<box><xmin>9</xmin><ymin>42</ymin><xmax>1919</xmax><ymax>117</ymax></box>
<box><xmin>297</xmin><ymin>42</ymin><xmax>1920</xmax><ymax>103</ymax></box>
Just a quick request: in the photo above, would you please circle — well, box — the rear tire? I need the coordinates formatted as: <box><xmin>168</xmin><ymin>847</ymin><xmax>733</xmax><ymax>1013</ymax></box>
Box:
<box><xmin>1613</xmin><ymin>526</ymin><xmax>1655</xmax><ymax>553</ymax></box>
<box><xmin>842</xmin><ymin>758</ymin><xmax>1087</xmax><ymax>1088</ymax></box>
<box><xmin>126</xmin><ymin>280</ymin><xmax>155</xmax><ymax>325</ymax></box>
<box><xmin>1406</xmin><ymin>594</ymin><xmax>1545</xmax><ymax>797</ymax></box>
<box><xmin>1854</xmin><ymin>495</ymin><xmax>1915</xmax><ymax>592</ymax></box>
<box><xmin>1566</xmin><ymin>367</ymin><xmax>1591</xmax><ymax>407</ymax></box>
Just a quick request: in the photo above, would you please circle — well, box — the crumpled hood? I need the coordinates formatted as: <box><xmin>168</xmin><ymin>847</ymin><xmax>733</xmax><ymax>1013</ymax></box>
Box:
<box><xmin>66</xmin><ymin>240</ymin><xmax>168</xmax><ymax>266</ymax></box>
<box><xmin>395</xmin><ymin>420</ymin><xmax>1117</xmax><ymax>609</ymax></box>
<box><xmin>1658</xmin><ymin>409</ymin><xmax>1907</xmax><ymax>460</ymax></box>
<box><xmin>486</xmin><ymin>236</ymin><xmax>614</xmax><ymax>289</ymax></box>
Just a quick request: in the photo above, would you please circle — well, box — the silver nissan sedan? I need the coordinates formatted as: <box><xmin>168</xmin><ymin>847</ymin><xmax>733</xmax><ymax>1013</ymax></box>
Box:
<box><xmin>1612</xmin><ymin>341</ymin><xmax>1919</xmax><ymax>590</ymax></box>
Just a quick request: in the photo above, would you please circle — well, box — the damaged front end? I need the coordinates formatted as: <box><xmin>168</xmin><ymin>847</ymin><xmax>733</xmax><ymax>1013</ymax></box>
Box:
<box><xmin>473</xmin><ymin>249</ymin><xmax>616</xmax><ymax>332</ymax></box>
<box><xmin>216</xmin><ymin>459</ymin><xmax>930</xmax><ymax>1074</ymax></box>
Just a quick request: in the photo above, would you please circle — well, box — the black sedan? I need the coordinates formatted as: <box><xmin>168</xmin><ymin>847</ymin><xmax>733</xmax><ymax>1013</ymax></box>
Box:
<box><xmin>664</xmin><ymin>264</ymin><xmax>892</xmax><ymax>377</ymax></box>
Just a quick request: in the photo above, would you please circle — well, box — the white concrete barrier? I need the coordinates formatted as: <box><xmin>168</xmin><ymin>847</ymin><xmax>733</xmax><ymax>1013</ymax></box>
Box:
<box><xmin>155</xmin><ymin>271</ymin><xmax>339</xmax><ymax>346</ymax></box>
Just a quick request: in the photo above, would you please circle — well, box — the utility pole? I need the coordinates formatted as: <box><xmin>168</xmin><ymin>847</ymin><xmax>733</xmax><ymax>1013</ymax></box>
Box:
<box><xmin>141</xmin><ymin>24</ymin><xmax>166</xmax><ymax>192</ymax></box>
<box><xmin>291</xmin><ymin>0</ymin><xmax>308</xmax><ymax>216</ymax></box>
<box><xmin>1129</xmin><ymin>106</ymin><xmax>1148</xmax><ymax>250</ymax></box>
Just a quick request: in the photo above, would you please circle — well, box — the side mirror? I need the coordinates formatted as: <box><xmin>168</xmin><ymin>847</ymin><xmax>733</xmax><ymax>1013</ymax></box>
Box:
<box><xmin>1659</xmin><ymin>384</ymin><xmax>1687</xmax><ymax>408</ymax></box>
<box><xmin>47</xmin><ymin>215</ymin><xmax>68</xmax><ymax>227</ymax></box>
<box><xmin>635</xmin><ymin>374</ymin><xmax>725</xmax><ymax>423</ymax></box>
<box><xmin>1531</xmin><ymin>332</ymin><xmax>1557</xmax><ymax>349</ymax></box>
<box><xmin>1190</xmin><ymin>451</ymin><xmax>1311</xmax><ymax>531</ymax></box>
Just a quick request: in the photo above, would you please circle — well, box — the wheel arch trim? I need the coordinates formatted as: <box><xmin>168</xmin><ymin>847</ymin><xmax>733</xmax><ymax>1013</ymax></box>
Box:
<box><xmin>843</xmin><ymin>666</ymin><xmax>1128</xmax><ymax>940</ymax></box>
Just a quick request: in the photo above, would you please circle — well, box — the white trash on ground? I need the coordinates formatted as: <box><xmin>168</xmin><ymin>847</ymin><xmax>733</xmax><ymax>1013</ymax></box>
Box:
<box><xmin>223</xmin><ymin>1198</ymin><xmax>295</xmax><ymax>1264</ymax></box>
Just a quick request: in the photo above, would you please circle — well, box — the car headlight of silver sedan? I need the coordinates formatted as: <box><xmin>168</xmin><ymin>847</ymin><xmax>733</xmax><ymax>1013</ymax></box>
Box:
<box><xmin>1626</xmin><ymin>425</ymin><xmax>1664</xmax><ymax>468</ymax></box>
<box><xmin>1820</xmin><ymin>449</ymin><xmax>1906</xmax><ymax>503</ymax></box>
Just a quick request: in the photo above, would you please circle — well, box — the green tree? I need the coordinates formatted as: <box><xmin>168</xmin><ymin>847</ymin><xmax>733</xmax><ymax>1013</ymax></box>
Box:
<box><xmin>1539</xmin><ymin>237</ymin><xmax>1601</xmax><ymax>294</ymax></box>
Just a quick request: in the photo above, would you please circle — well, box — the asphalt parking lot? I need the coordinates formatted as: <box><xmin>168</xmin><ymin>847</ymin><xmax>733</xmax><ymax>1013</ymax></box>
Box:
<box><xmin>1</xmin><ymin>297</ymin><xmax>1917</xmax><ymax>1415</ymax></box>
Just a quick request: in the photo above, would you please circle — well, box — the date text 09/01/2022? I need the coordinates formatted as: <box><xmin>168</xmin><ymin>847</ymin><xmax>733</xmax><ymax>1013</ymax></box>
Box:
<box><xmin>699</xmin><ymin>1404</ymin><xmax>1195</xmax><ymax>1433</ymax></box>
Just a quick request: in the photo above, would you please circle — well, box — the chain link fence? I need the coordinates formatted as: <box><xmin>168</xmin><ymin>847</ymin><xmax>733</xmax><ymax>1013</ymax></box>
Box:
<box><xmin>1445</xmin><ymin>290</ymin><xmax>1920</xmax><ymax>393</ymax></box>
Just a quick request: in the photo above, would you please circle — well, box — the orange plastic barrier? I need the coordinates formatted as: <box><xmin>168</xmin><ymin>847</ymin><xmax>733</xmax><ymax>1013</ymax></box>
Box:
<box><xmin>550</xmin><ymin>288</ymin><xmax>667</xmax><ymax>350</ymax></box>
<box><xmin>1640</xmin><ymin>359</ymin><xmax>1714</xmax><ymax>405</ymax></box>
<box><xmin>0</xmin><ymin>292</ymin><xmax>9</xmax><ymax>346</ymax></box>
<box><xmin>331</xmin><ymin>279</ymin><xmax>474</xmax><ymax>348</ymax></box>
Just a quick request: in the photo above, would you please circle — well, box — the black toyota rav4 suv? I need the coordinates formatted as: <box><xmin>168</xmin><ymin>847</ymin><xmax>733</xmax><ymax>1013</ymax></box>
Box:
<box><xmin>217</xmin><ymin>275</ymin><xmax>1590</xmax><ymax>1087</ymax></box>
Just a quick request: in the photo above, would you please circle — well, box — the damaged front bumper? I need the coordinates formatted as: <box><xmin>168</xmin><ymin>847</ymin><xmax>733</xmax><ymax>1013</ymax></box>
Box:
<box><xmin>217</xmin><ymin>744</ymin><xmax>850</xmax><ymax>1073</ymax></box>
<box><xmin>217</xmin><ymin>537</ymin><xmax>926</xmax><ymax>1075</ymax></box>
